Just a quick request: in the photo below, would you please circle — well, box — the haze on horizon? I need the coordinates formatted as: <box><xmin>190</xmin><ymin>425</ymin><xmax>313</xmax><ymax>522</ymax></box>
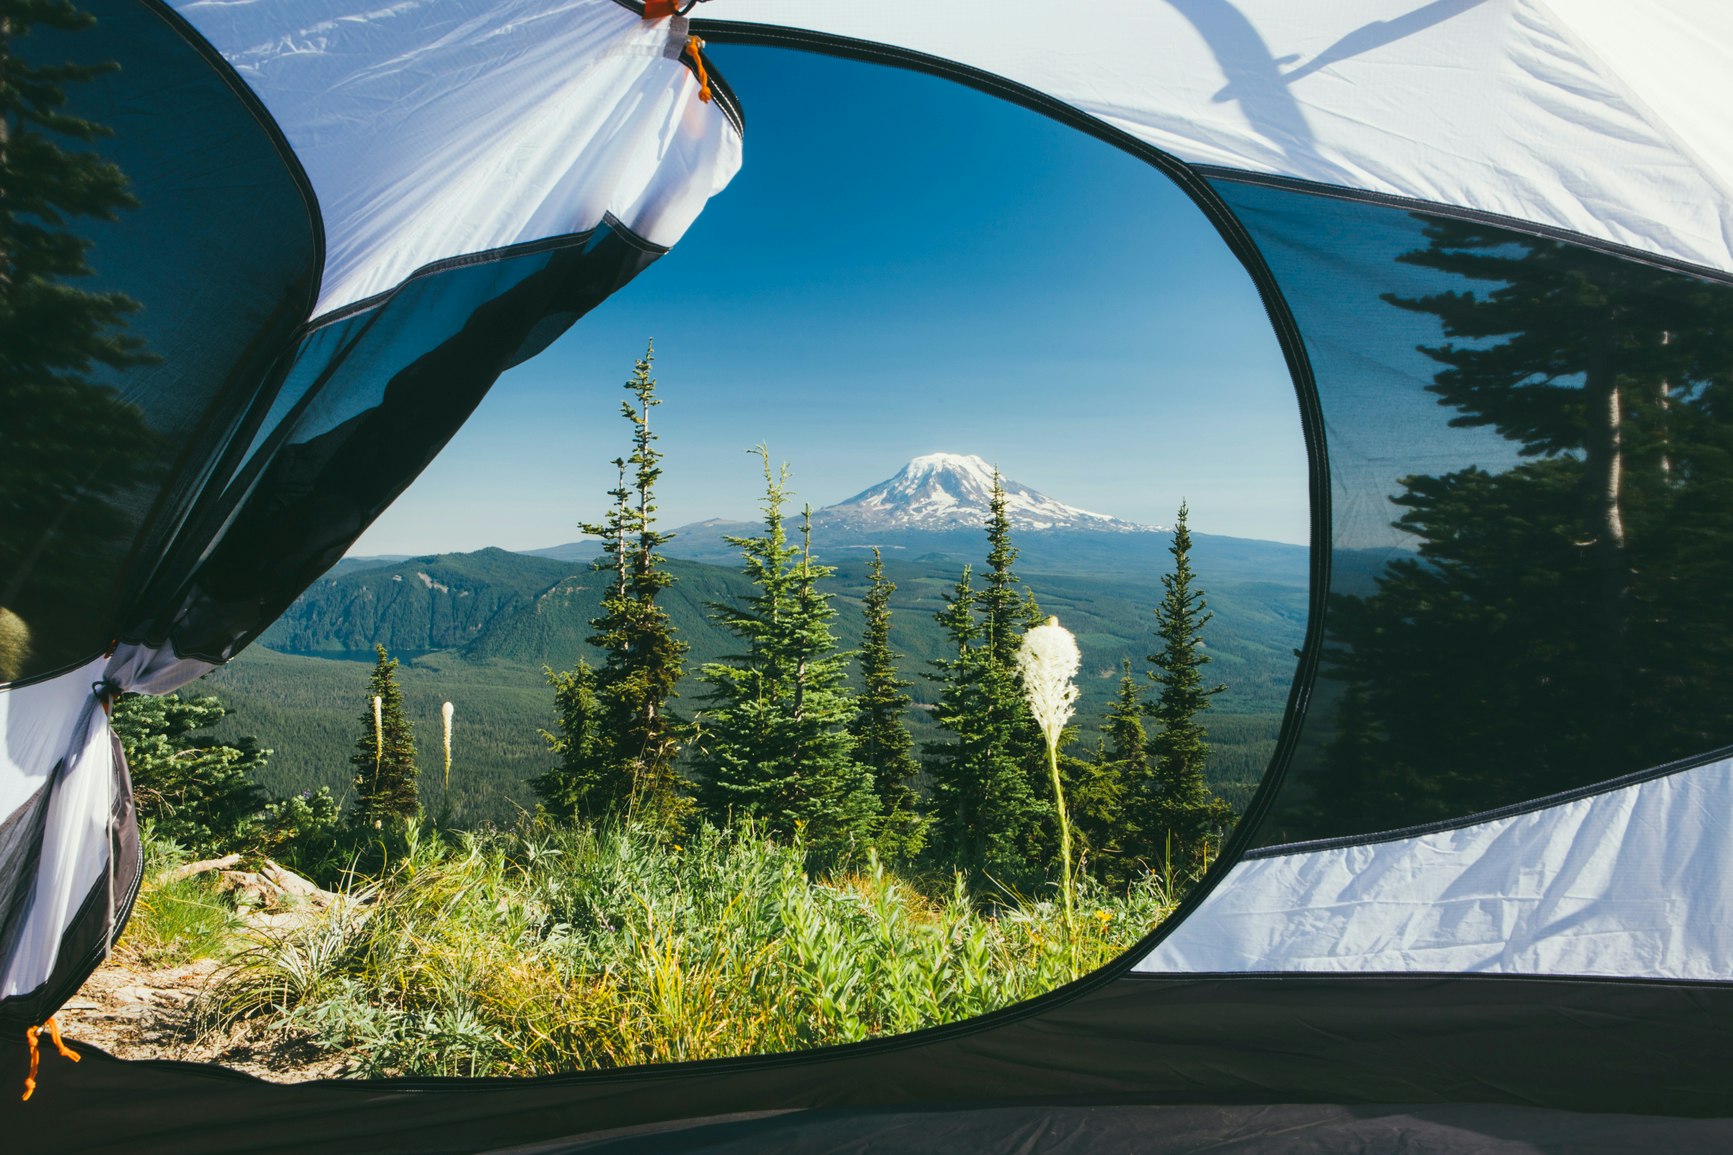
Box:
<box><xmin>349</xmin><ymin>47</ymin><xmax>1308</xmax><ymax>559</ymax></box>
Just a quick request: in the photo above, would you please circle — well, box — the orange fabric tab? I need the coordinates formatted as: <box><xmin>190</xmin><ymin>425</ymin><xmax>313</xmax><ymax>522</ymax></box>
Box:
<box><xmin>643</xmin><ymin>0</ymin><xmax>679</xmax><ymax>17</ymax></box>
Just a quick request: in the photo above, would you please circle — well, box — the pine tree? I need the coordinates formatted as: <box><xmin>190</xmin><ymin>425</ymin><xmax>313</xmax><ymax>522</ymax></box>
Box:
<box><xmin>697</xmin><ymin>452</ymin><xmax>875</xmax><ymax>856</ymax></box>
<box><xmin>537</xmin><ymin>342</ymin><xmax>689</xmax><ymax>830</ymax></box>
<box><xmin>113</xmin><ymin>692</ymin><xmax>268</xmax><ymax>857</ymax></box>
<box><xmin>1062</xmin><ymin>742</ymin><xmax>1124</xmax><ymax>880</ymax></box>
<box><xmin>924</xmin><ymin>473</ymin><xmax>1049</xmax><ymax>882</ymax></box>
<box><xmin>848</xmin><ymin>548</ymin><xmax>925</xmax><ymax>858</ymax></box>
<box><xmin>1</xmin><ymin>2</ymin><xmax>156</xmax><ymax>681</ymax></box>
<box><xmin>352</xmin><ymin>644</ymin><xmax>419</xmax><ymax>825</ymax></box>
<box><xmin>1139</xmin><ymin>502</ymin><xmax>1233</xmax><ymax>872</ymax></box>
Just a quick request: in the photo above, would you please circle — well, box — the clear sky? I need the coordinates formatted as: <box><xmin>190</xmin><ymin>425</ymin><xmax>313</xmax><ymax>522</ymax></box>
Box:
<box><xmin>349</xmin><ymin>44</ymin><xmax>1309</xmax><ymax>557</ymax></box>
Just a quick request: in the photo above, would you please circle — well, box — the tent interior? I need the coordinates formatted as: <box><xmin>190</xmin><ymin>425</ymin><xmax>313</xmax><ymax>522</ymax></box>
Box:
<box><xmin>6</xmin><ymin>1</ymin><xmax>1733</xmax><ymax>1150</ymax></box>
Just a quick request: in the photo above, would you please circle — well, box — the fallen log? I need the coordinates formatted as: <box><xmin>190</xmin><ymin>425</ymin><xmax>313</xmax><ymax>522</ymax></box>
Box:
<box><xmin>157</xmin><ymin>853</ymin><xmax>242</xmax><ymax>884</ymax></box>
<box><xmin>260</xmin><ymin>859</ymin><xmax>337</xmax><ymax>905</ymax></box>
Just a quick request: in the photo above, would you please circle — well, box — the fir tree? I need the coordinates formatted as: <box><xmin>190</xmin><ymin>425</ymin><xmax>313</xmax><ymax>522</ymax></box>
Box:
<box><xmin>537</xmin><ymin>342</ymin><xmax>689</xmax><ymax>830</ymax></box>
<box><xmin>697</xmin><ymin>452</ymin><xmax>875</xmax><ymax>856</ymax></box>
<box><xmin>1064</xmin><ymin>742</ymin><xmax>1125</xmax><ymax>882</ymax></box>
<box><xmin>1</xmin><ymin>1</ymin><xmax>156</xmax><ymax>681</ymax></box>
<box><xmin>533</xmin><ymin>658</ymin><xmax>606</xmax><ymax>820</ymax></box>
<box><xmin>981</xmin><ymin>471</ymin><xmax>1045</xmax><ymax>666</ymax></box>
<box><xmin>113</xmin><ymin>692</ymin><xmax>268</xmax><ymax>857</ymax></box>
<box><xmin>351</xmin><ymin>644</ymin><xmax>419</xmax><ymax>825</ymax></box>
<box><xmin>848</xmin><ymin>548</ymin><xmax>925</xmax><ymax>857</ymax></box>
<box><xmin>1139</xmin><ymin>502</ymin><xmax>1233</xmax><ymax>872</ymax></box>
<box><xmin>924</xmin><ymin>565</ymin><xmax>987</xmax><ymax>868</ymax></box>
<box><xmin>924</xmin><ymin>473</ymin><xmax>1049</xmax><ymax>881</ymax></box>
<box><xmin>1105</xmin><ymin>659</ymin><xmax>1149</xmax><ymax>776</ymax></box>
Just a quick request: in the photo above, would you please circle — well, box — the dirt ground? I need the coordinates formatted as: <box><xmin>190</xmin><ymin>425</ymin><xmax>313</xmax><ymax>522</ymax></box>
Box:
<box><xmin>56</xmin><ymin>885</ymin><xmax>353</xmax><ymax>1082</ymax></box>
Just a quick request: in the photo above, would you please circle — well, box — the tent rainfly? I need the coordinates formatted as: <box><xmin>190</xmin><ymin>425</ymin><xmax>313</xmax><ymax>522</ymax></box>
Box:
<box><xmin>7</xmin><ymin>1</ymin><xmax>1733</xmax><ymax>1151</ymax></box>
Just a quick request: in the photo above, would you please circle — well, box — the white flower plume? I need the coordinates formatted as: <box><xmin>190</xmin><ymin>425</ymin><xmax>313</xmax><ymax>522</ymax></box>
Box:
<box><xmin>1018</xmin><ymin>616</ymin><xmax>1081</xmax><ymax>744</ymax></box>
<box><xmin>442</xmin><ymin>701</ymin><xmax>455</xmax><ymax>788</ymax></box>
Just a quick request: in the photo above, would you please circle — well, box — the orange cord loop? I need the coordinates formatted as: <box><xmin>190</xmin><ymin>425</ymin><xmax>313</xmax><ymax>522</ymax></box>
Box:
<box><xmin>20</xmin><ymin>1017</ymin><xmax>79</xmax><ymax>1103</ymax></box>
<box><xmin>687</xmin><ymin>35</ymin><xmax>712</xmax><ymax>103</ymax></box>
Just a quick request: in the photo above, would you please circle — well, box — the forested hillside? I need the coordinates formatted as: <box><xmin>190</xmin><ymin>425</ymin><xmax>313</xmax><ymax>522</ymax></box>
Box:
<box><xmin>207</xmin><ymin>533</ymin><xmax>1307</xmax><ymax>825</ymax></box>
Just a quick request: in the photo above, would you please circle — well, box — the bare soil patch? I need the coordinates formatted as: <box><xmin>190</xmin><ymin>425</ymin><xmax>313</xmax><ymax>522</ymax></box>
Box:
<box><xmin>58</xmin><ymin>870</ymin><xmax>353</xmax><ymax>1083</ymax></box>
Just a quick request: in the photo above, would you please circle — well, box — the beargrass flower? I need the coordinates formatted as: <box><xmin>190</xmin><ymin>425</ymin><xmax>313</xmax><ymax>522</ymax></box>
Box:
<box><xmin>1018</xmin><ymin>616</ymin><xmax>1081</xmax><ymax>742</ymax></box>
<box><xmin>442</xmin><ymin>700</ymin><xmax>455</xmax><ymax>792</ymax></box>
<box><xmin>372</xmin><ymin>694</ymin><xmax>384</xmax><ymax>786</ymax></box>
<box><xmin>1018</xmin><ymin>616</ymin><xmax>1081</xmax><ymax>957</ymax></box>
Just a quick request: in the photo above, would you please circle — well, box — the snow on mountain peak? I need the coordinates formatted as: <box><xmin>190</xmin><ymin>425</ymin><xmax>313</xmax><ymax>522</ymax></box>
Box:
<box><xmin>814</xmin><ymin>454</ymin><xmax>1156</xmax><ymax>534</ymax></box>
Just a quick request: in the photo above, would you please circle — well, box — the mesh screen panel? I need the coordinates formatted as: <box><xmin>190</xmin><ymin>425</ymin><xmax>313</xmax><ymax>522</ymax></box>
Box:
<box><xmin>0</xmin><ymin>0</ymin><xmax>319</xmax><ymax>684</ymax></box>
<box><xmin>1221</xmin><ymin>179</ymin><xmax>1733</xmax><ymax>847</ymax></box>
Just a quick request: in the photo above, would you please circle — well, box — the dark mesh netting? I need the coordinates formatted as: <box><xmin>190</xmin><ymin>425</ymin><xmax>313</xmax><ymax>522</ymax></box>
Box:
<box><xmin>141</xmin><ymin>229</ymin><xmax>660</xmax><ymax>662</ymax></box>
<box><xmin>0</xmin><ymin>0</ymin><xmax>319</xmax><ymax>684</ymax></box>
<box><xmin>1218</xmin><ymin>179</ymin><xmax>1733</xmax><ymax>847</ymax></box>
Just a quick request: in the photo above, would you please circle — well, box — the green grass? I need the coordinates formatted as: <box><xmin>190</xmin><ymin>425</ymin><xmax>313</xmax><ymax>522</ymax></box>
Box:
<box><xmin>196</xmin><ymin>820</ymin><xmax>1183</xmax><ymax>1078</ymax></box>
<box><xmin>125</xmin><ymin>835</ymin><xmax>242</xmax><ymax>967</ymax></box>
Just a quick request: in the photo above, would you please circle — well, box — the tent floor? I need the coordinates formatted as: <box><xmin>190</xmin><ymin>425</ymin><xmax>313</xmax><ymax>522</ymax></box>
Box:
<box><xmin>7</xmin><ymin>1044</ymin><xmax>1733</xmax><ymax>1155</ymax></box>
<box><xmin>501</xmin><ymin>1102</ymin><xmax>1733</xmax><ymax>1154</ymax></box>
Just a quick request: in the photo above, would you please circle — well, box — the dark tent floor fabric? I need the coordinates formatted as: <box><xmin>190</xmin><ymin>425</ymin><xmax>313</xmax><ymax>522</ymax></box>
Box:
<box><xmin>504</xmin><ymin>1104</ymin><xmax>1733</xmax><ymax>1155</ymax></box>
<box><xmin>8</xmin><ymin>973</ymin><xmax>1733</xmax><ymax>1152</ymax></box>
<box><xmin>13</xmin><ymin>1085</ymin><xmax>1733</xmax><ymax>1155</ymax></box>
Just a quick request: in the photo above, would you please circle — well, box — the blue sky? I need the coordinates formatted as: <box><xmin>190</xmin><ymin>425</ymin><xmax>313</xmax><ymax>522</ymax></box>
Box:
<box><xmin>351</xmin><ymin>45</ymin><xmax>1308</xmax><ymax>556</ymax></box>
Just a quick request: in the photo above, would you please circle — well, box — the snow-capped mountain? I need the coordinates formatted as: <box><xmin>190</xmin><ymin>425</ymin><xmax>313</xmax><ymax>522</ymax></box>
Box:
<box><xmin>812</xmin><ymin>453</ymin><xmax>1157</xmax><ymax>534</ymax></box>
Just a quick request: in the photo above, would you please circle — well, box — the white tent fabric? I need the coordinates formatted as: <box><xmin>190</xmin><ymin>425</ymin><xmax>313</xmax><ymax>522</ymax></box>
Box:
<box><xmin>0</xmin><ymin>647</ymin><xmax>211</xmax><ymax>1001</ymax></box>
<box><xmin>1135</xmin><ymin>753</ymin><xmax>1733</xmax><ymax>980</ymax></box>
<box><xmin>173</xmin><ymin>0</ymin><xmax>744</xmax><ymax>317</ymax></box>
<box><xmin>0</xmin><ymin>659</ymin><xmax>108</xmax><ymax>840</ymax></box>
<box><xmin>705</xmin><ymin>0</ymin><xmax>1733</xmax><ymax>275</ymax></box>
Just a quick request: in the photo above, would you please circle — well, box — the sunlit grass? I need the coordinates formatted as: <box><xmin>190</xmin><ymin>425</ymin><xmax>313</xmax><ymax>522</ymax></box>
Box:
<box><xmin>125</xmin><ymin>832</ymin><xmax>242</xmax><ymax>968</ymax></box>
<box><xmin>195</xmin><ymin>820</ymin><xmax>1182</xmax><ymax>1078</ymax></box>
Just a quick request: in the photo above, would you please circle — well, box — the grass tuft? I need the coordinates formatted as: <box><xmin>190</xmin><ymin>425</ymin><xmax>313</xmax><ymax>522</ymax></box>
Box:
<box><xmin>191</xmin><ymin>819</ymin><xmax>1184</xmax><ymax>1078</ymax></box>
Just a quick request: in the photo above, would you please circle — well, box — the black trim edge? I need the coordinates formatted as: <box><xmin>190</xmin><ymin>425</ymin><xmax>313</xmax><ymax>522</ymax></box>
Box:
<box><xmin>136</xmin><ymin>14</ymin><xmax>1327</xmax><ymax>1083</ymax></box>
<box><xmin>67</xmin><ymin>14</ymin><xmax>1329</xmax><ymax>1099</ymax></box>
<box><xmin>1246</xmin><ymin>741</ymin><xmax>1733</xmax><ymax>860</ymax></box>
<box><xmin>1122</xmin><ymin>967</ymin><xmax>1733</xmax><ymax>989</ymax></box>
<box><xmin>679</xmin><ymin>42</ymin><xmax>745</xmax><ymax>138</ymax></box>
<box><xmin>137</xmin><ymin>0</ymin><xmax>326</xmax><ymax>311</ymax></box>
<box><xmin>1200</xmin><ymin>167</ymin><xmax>1733</xmax><ymax>289</ymax></box>
<box><xmin>306</xmin><ymin>225</ymin><xmax>620</xmax><ymax>331</ymax></box>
